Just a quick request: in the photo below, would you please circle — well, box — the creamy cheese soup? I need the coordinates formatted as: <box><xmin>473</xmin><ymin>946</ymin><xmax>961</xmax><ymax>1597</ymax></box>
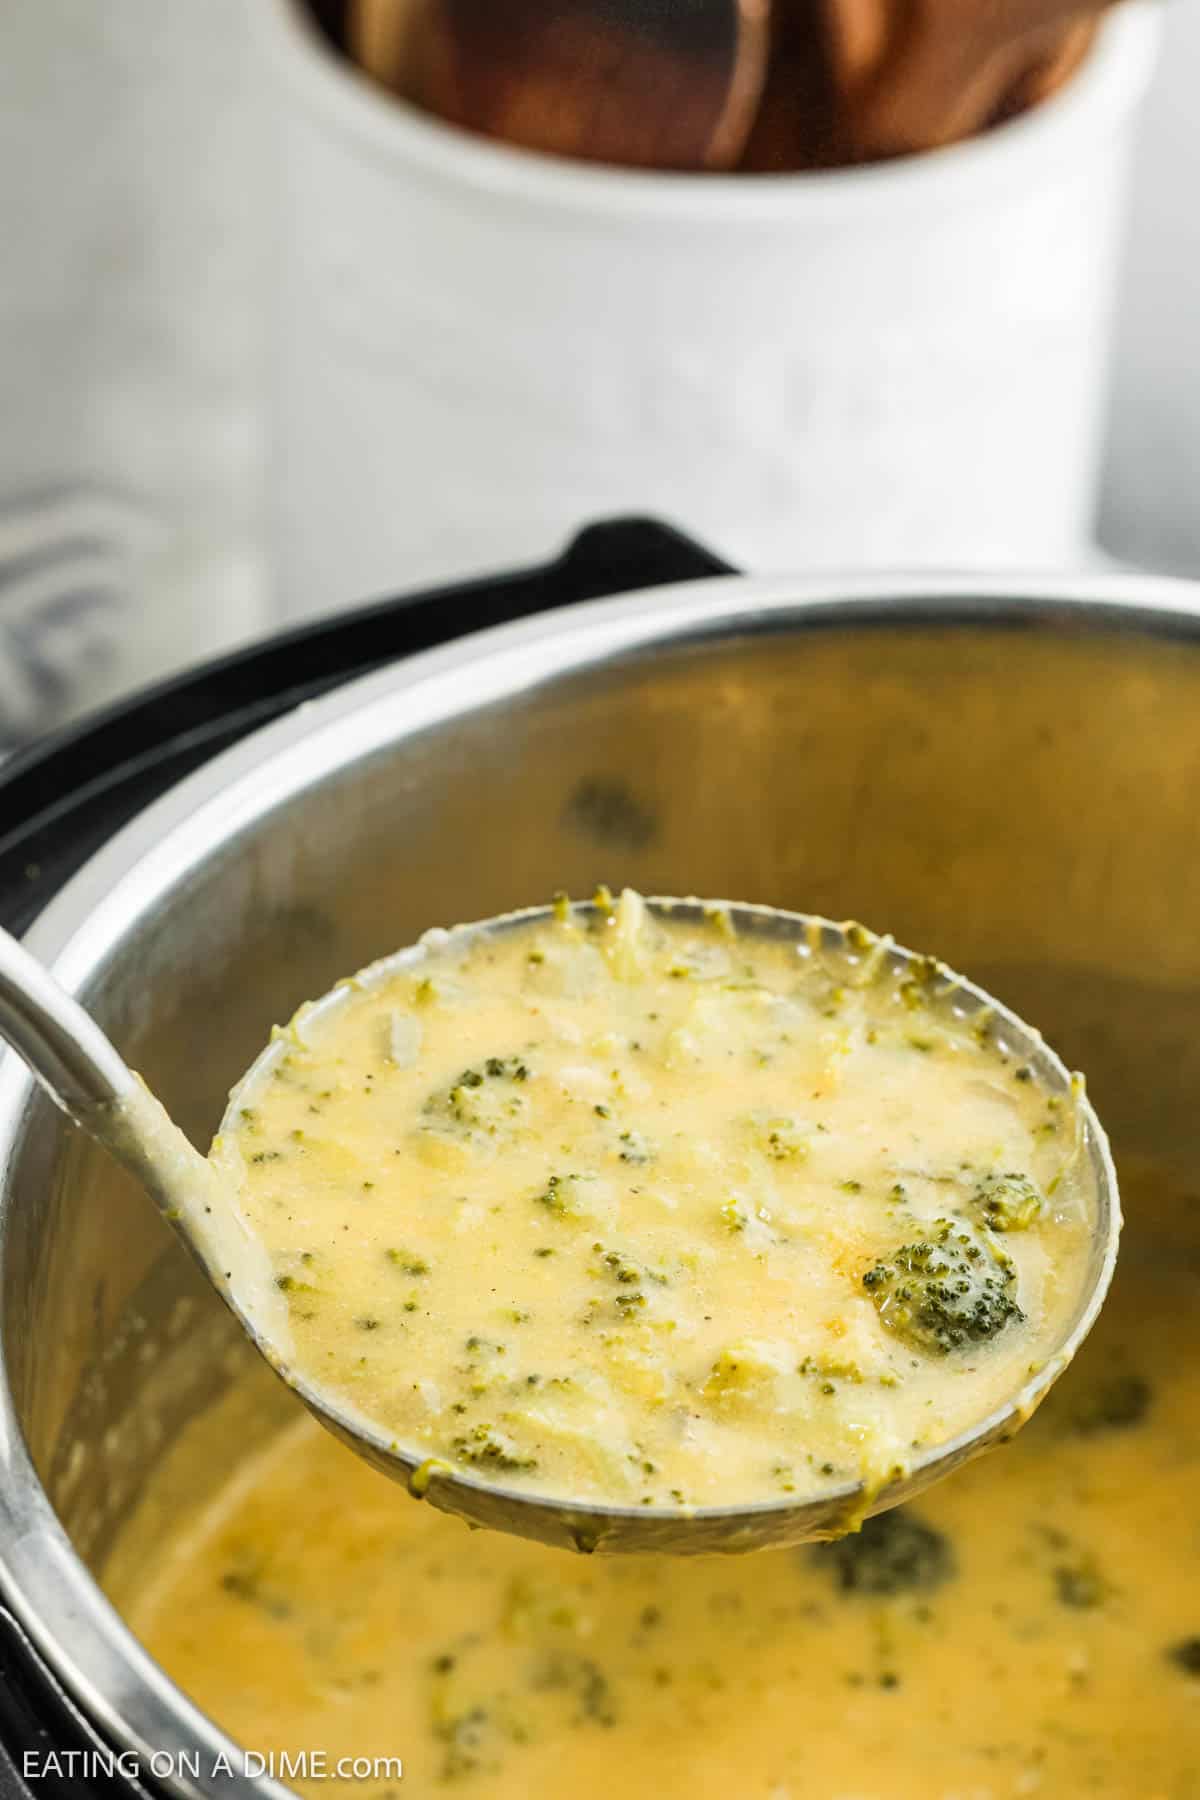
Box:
<box><xmin>211</xmin><ymin>891</ymin><xmax>1097</xmax><ymax>1513</ymax></box>
<box><xmin>112</xmin><ymin>1166</ymin><xmax>1198</xmax><ymax>1800</ymax></box>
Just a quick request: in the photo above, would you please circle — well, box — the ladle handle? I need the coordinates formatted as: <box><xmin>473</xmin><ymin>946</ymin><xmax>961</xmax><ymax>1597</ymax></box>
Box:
<box><xmin>0</xmin><ymin>924</ymin><xmax>292</xmax><ymax>1363</ymax></box>
<box><xmin>0</xmin><ymin>924</ymin><xmax>135</xmax><ymax>1127</ymax></box>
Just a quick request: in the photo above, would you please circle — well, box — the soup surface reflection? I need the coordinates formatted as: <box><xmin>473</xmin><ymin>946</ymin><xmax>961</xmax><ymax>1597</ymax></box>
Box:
<box><xmin>112</xmin><ymin>1169</ymin><xmax>1200</xmax><ymax>1800</ymax></box>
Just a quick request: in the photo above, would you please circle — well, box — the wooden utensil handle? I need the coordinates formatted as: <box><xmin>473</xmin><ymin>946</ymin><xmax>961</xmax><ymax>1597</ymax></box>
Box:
<box><xmin>347</xmin><ymin>0</ymin><xmax>770</xmax><ymax>171</ymax></box>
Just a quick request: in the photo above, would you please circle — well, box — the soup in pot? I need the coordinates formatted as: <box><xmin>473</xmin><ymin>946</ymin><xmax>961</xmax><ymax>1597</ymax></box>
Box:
<box><xmin>110</xmin><ymin>1164</ymin><xmax>1198</xmax><ymax>1800</ymax></box>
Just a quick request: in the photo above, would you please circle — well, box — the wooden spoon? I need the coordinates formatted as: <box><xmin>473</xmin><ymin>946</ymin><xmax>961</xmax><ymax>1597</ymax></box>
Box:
<box><xmin>739</xmin><ymin>0</ymin><xmax>849</xmax><ymax>170</ymax></box>
<box><xmin>991</xmin><ymin>13</ymin><xmax>1099</xmax><ymax>124</ymax></box>
<box><xmin>821</xmin><ymin>0</ymin><xmax>1112</xmax><ymax>158</ymax></box>
<box><xmin>349</xmin><ymin>0</ymin><xmax>773</xmax><ymax>171</ymax></box>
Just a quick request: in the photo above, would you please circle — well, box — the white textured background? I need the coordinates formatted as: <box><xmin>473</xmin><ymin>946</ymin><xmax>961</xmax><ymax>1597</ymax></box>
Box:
<box><xmin>1099</xmin><ymin>1</ymin><xmax>1200</xmax><ymax>573</ymax></box>
<box><xmin>0</xmin><ymin>0</ymin><xmax>265</xmax><ymax>737</ymax></box>
<box><xmin>0</xmin><ymin>1</ymin><xmax>1197</xmax><ymax>739</ymax></box>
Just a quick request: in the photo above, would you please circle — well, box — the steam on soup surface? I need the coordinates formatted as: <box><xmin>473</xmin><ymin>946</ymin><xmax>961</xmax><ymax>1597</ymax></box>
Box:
<box><xmin>214</xmin><ymin>891</ymin><xmax>1098</xmax><ymax>1514</ymax></box>
<box><xmin>113</xmin><ymin>1167</ymin><xmax>1199</xmax><ymax>1800</ymax></box>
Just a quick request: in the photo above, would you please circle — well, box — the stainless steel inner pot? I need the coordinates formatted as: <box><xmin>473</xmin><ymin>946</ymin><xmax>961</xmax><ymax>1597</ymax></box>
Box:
<box><xmin>3</xmin><ymin>571</ymin><xmax>1200</xmax><ymax>1797</ymax></box>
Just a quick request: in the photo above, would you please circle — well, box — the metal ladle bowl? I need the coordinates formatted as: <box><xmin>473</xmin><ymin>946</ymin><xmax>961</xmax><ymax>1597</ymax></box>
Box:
<box><xmin>0</xmin><ymin>897</ymin><xmax>1120</xmax><ymax>1555</ymax></box>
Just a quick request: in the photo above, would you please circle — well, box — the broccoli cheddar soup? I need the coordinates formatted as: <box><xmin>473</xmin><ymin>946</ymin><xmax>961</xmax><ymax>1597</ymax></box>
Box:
<box><xmin>113</xmin><ymin>1170</ymin><xmax>1199</xmax><ymax>1800</ymax></box>
<box><xmin>212</xmin><ymin>891</ymin><xmax>1101</xmax><ymax>1514</ymax></box>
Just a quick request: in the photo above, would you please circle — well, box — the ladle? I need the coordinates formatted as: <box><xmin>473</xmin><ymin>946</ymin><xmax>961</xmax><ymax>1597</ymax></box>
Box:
<box><xmin>0</xmin><ymin>900</ymin><xmax>1119</xmax><ymax>1555</ymax></box>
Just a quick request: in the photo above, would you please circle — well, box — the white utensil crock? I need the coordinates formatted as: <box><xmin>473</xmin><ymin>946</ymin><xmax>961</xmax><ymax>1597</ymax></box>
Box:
<box><xmin>260</xmin><ymin>0</ymin><xmax>1160</xmax><ymax>619</ymax></box>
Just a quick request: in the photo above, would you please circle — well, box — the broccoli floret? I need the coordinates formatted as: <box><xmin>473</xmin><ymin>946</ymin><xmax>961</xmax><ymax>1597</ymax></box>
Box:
<box><xmin>591</xmin><ymin>1242</ymin><xmax>668</xmax><ymax>1288</ymax></box>
<box><xmin>530</xmin><ymin>1651</ymin><xmax>618</xmax><ymax>1726</ymax></box>
<box><xmin>617</xmin><ymin>1129</ymin><xmax>653</xmax><ymax>1165</ymax></box>
<box><xmin>1053</xmin><ymin>1551</ymin><xmax>1109</xmax><ymax>1610</ymax></box>
<box><xmin>968</xmin><ymin>1171</ymin><xmax>1044</xmax><ymax>1233</ymax></box>
<box><xmin>743</xmin><ymin>1113</ymin><xmax>810</xmax><ymax>1163</ymax></box>
<box><xmin>424</xmin><ymin>1056</ymin><xmax>531</xmax><ymax>1137</ymax></box>
<box><xmin>385</xmin><ymin>1247</ymin><xmax>430</xmax><ymax>1276</ymax></box>
<box><xmin>810</xmin><ymin>1508</ymin><xmax>956</xmax><ymax>1596</ymax></box>
<box><xmin>433</xmin><ymin>1705</ymin><xmax>493</xmax><ymax>1782</ymax></box>
<box><xmin>1167</xmin><ymin>1637</ymin><xmax>1200</xmax><ymax>1677</ymax></box>
<box><xmin>450</xmin><ymin>1424</ymin><xmax>537</xmax><ymax>1474</ymax></box>
<box><xmin>863</xmin><ymin>1218</ymin><xmax>1023</xmax><ymax>1355</ymax></box>
<box><xmin>1067</xmin><ymin>1371</ymin><xmax>1152</xmax><ymax>1436</ymax></box>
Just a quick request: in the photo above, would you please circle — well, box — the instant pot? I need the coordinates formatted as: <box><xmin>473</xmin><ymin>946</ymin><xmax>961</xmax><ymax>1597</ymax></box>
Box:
<box><xmin>2</xmin><ymin>520</ymin><xmax>1199</xmax><ymax>1800</ymax></box>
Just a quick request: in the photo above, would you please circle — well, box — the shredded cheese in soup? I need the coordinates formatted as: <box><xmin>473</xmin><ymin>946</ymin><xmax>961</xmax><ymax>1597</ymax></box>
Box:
<box><xmin>213</xmin><ymin>892</ymin><xmax>1096</xmax><ymax>1512</ymax></box>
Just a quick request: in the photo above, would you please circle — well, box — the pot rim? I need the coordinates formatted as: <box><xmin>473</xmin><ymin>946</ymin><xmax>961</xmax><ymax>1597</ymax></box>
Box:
<box><xmin>2</xmin><ymin>567</ymin><xmax>1199</xmax><ymax>1794</ymax></box>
